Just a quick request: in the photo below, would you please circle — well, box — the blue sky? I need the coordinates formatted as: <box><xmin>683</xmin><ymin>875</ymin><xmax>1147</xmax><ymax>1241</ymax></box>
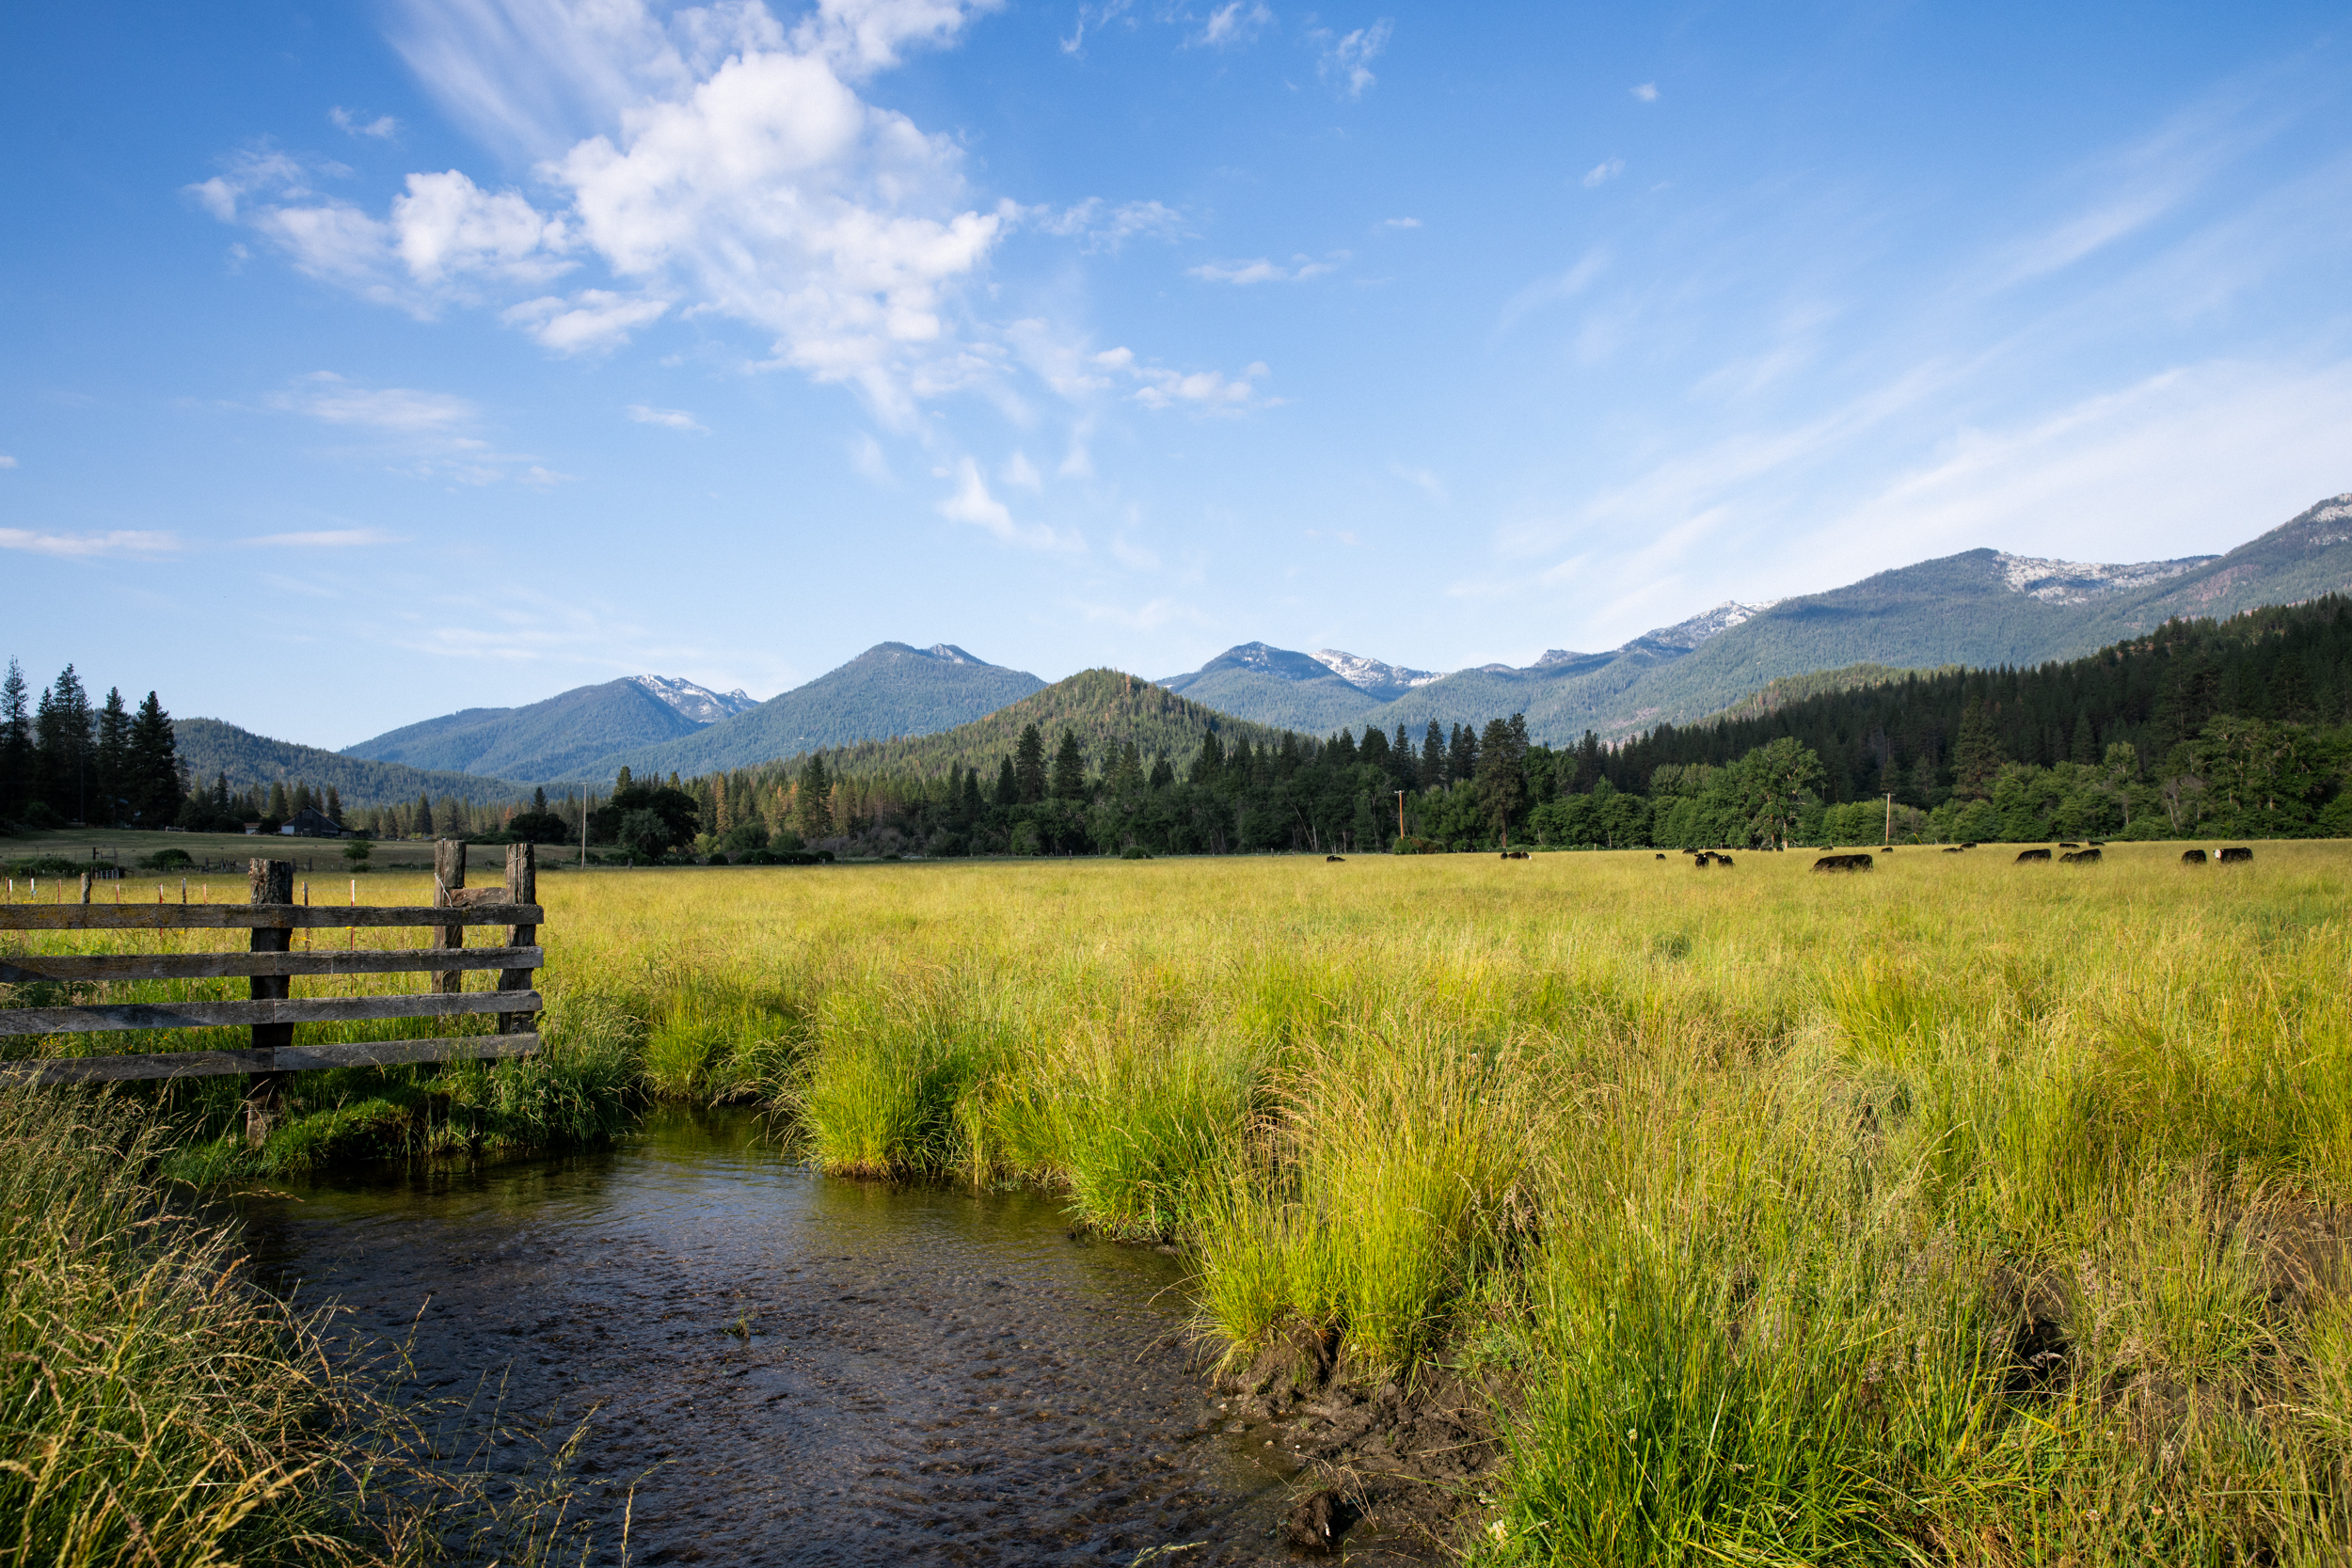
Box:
<box><xmin>5</xmin><ymin>1</ymin><xmax>2350</xmax><ymax>746</ymax></box>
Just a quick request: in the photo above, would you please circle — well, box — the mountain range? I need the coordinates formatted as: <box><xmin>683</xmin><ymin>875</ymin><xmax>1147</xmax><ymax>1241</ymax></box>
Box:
<box><xmin>298</xmin><ymin>491</ymin><xmax>2352</xmax><ymax>792</ymax></box>
<box><xmin>1150</xmin><ymin>493</ymin><xmax>2352</xmax><ymax>741</ymax></box>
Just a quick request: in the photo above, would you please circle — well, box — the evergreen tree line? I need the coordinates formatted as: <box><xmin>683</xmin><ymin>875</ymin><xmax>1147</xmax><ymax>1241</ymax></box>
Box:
<box><xmin>649</xmin><ymin>598</ymin><xmax>2352</xmax><ymax>858</ymax></box>
<box><xmin>0</xmin><ymin>660</ymin><xmax>184</xmax><ymax>832</ymax></box>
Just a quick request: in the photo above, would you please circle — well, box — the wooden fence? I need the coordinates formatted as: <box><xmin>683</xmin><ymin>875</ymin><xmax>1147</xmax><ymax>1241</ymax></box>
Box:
<box><xmin>0</xmin><ymin>842</ymin><xmax>544</xmax><ymax>1133</ymax></box>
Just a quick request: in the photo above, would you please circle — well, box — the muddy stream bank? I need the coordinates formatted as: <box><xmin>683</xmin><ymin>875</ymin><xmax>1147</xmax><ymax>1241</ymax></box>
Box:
<box><xmin>234</xmin><ymin>1110</ymin><xmax>1449</xmax><ymax>1566</ymax></box>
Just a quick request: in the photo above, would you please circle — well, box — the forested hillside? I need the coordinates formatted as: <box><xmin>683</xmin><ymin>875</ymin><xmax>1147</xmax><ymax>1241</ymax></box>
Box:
<box><xmin>342</xmin><ymin>677</ymin><xmax>709</xmax><ymax>780</ymax></box>
<box><xmin>176</xmin><ymin>720</ymin><xmax>533</xmax><ymax>812</ymax></box>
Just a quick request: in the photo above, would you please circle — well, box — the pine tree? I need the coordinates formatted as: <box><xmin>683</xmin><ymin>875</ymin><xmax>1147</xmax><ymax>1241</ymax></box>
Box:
<box><xmin>1448</xmin><ymin>721</ymin><xmax>1479</xmax><ymax>786</ymax></box>
<box><xmin>94</xmin><ymin>688</ymin><xmax>130</xmax><ymax>826</ymax></box>
<box><xmin>417</xmin><ymin>792</ymin><xmax>434</xmax><ymax>836</ymax></box>
<box><xmin>1952</xmin><ymin>697</ymin><xmax>2001</xmax><ymax>799</ymax></box>
<box><xmin>1420</xmin><ymin>721</ymin><xmax>1445</xmax><ymax>790</ymax></box>
<box><xmin>1049</xmin><ymin>729</ymin><xmax>1086</xmax><ymax>800</ymax></box>
<box><xmin>1359</xmin><ymin>726</ymin><xmax>1389</xmax><ymax>767</ymax></box>
<box><xmin>533</xmin><ymin>785</ymin><xmax>548</xmax><ymax>813</ymax></box>
<box><xmin>37</xmin><ymin>665</ymin><xmax>93</xmax><ymax>820</ymax></box>
<box><xmin>1014</xmin><ymin>724</ymin><xmax>1048</xmax><ymax>803</ymax></box>
<box><xmin>1148</xmin><ymin>754</ymin><xmax>1175</xmax><ymax>789</ymax></box>
<box><xmin>266</xmin><ymin>780</ymin><xmax>290</xmax><ymax>820</ymax></box>
<box><xmin>326</xmin><ymin>784</ymin><xmax>343</xmax><ymax>822</ymax></box>
<box><xmin>995</xmin><ymin>756</ymin><xmax>1019</xmax><ymax>807</ymax></box>
<box><xmin>962</xmin><ymin>766</ymin><xmax>985</xmax><ymax>821</ymax></box>
<box><xmin>794</xmin><ymin>752</ymin><xmax>833</xmax><ymax>840</ymax></box>
<box><xmin>1475</xmin><ymin>718</ymin><xmax>1521</xmax><ymax>842</ymax></box>
<box><xmin>1113</xmin><ymin>740</ymin><xmax>1144</xmax><ymax>794</ymax></box>
<box><xmin>1191</xmin><ymin>731</ymin><xmax>1225</xmax><ymax>785</ymax></box>
<box><xmin>0</xmin><ymin>659</ymin><xmax>30</xmax><ymax>819</ymax></box>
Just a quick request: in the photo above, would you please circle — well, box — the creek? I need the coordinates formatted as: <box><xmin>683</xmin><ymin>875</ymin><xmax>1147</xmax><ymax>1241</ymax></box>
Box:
<box><xmin>234</xmin><ymin>1109</ymin><xmax>1328</xmax><ymax>1566</ymax></box>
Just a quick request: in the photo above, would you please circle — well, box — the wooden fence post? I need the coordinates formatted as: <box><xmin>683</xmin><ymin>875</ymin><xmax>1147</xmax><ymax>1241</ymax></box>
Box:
<box><xmin>500</xmin><ymin>844</ymin><xmax>536</xmax><ymax>1035</ymax></box>
<box><xmin>245</xmin><ymin>859</ymin><xmax>294</xmax><ymax>1145</ymax></box>
<box><xmin>432</xmin><ymin>839</ymin><xmax>465</xmax><ymax>994</ymax></box>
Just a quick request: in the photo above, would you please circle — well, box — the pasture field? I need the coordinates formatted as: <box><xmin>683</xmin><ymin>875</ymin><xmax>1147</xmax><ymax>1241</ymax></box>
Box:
<box><xmin>8</xmin><ymin>839</ymin><xmax>2352</xmax><ymax>1561</ymax></box>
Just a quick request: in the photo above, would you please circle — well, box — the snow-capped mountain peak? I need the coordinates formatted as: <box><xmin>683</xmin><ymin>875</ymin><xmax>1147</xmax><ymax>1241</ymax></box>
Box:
<box><xmin>1992</xmin><ymin>553</ymin><xmax>2215</xmax><ymax>605</ymax></box>
<box><xmin>1310</xmin><ymin>649</ymin><xmax>1446</xmax><ymax>694</ymax></box>
<box><xmin>630</xmin><ymin>675</ymin><xmax>760</xmax><ymax>725</ymax></box>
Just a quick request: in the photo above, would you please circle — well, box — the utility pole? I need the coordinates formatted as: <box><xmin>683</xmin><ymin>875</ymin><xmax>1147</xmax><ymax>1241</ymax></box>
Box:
<box><xmin>1394</xmin><ymin>791</ymin><xmax>1406</xmax><ymax>842</ymax></box>
<box><xmin>580</xmin><ymin>784</ymin><xmax>589</xmax><ymax>872</ymax></box>
<box><xmin>1883</xmin><ymin>792</ymin><xmax>1895</xmax><ymax>845</ymax></box>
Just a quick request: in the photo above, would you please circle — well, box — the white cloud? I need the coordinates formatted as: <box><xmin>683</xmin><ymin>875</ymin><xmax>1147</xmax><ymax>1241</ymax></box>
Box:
<box><xmin>1379</xmin><ymin>216</ymin><xmax>1421</xmax><ymax>230</ymax></box>
<box><xmin>238</xmin><ymin>529</ymin><xmax>406</xmax><ymax>547</ymax></box>
<box><xmin>936</xmin><ymin>456</ymin><xmax>1065</xmax><ymax>547</ymax></box>
<box><xmin>269</xmin><ymin>372</ymin><xmax>473</xmax><ymax>430</ymax></box>
<box><xmin>1390</xmin><ymin>463</ymin><xmax>1447</xmax><ymax>503</ymax></box>
<box><xmin>1496</xmin><ymin>248</ymin><xmax>1610</xmax><ymax>332</ymax></box>
<box><xmin>1312</xmin><ymin>19</ymin><xmax>1391</xmax><ymax>100</ymax></box>
<box><xmin>391</xmin><ymin>169</ymin><xmax>573</xmax><ymax>285</ymax></box>
<box><xmin>521</xmin><ymin>465</ymin><xmax>579</xmax><ymax>485</ymax></box>
<box><xmin>1059</xmin><ymin>0</ymin><xmax>1135</xmax><ymax>55</ymax></box>
<box><xmin>1196</xmin><ymin>2</ymin><xmax>1272</xmax><ymax>47</ymax></box>
<box><xmin>1089</xmin><ymin>347</ymin><xmax>1270</xmax><ymax>411</ymax></box>
<box><xmin>503</xmin><ymin>290</ymin><xmax>670</xmax><ymax>353</ymax></box>
<box><xmin>0</xmin><ymin>456</ymin><xmax>16</xmax><ymax>469</ymax></box>
<box><xmin>1582</xmin><ymin>158</ymin><xmax>1625</xmax><ymax>188</ymax></box>
<box><xmin>0</xmin><ymin>529</ymin><xmax>179</xmax><ymax>559</ymax></box>
<box><xmin>850</xmin><ymin>431</ymin><xmax>892</xmax><ymax>481</ymax></box>
<box><xmin>1187</xmin><ymin>254</ymin><xmax>1342</xmax><ymax>284</ymax></box>
<box><xmin>1631</xmin><ymin>82</ymin><xmax>1658</xmax><ymax>103</ymax></box>
<box><xmin>1001</xmin><ymin>450</ymin><xmax>1042</xmax><ymax>490</ymax></box>
<box><xmin>330</xmin><ymin>106</ymin><xmax>402</xmax><ymax>139</ymax></box>
<box><xmin>1035</xmin><ymin>197</ymin><xmax>1185</xmax><ymax>253</ymax></box>
<box><xmin>627</xmin><ymin>403</ymin><xmax>707</xmax><ymax>432</ymax></box>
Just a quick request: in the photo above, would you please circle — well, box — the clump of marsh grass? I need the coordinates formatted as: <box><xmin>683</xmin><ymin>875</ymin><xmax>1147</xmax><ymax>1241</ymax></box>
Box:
<box><xmin>0</xmin><ymin>1084</ymin><xmax>603</xmax><ymax>1568</ymax></box>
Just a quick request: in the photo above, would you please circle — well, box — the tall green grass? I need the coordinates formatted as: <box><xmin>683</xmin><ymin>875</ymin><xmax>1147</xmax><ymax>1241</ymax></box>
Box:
<box><xmin>0</xmin><ymin>1085</ymin><xmax>598</xmax><ymax>1568</ymax></box>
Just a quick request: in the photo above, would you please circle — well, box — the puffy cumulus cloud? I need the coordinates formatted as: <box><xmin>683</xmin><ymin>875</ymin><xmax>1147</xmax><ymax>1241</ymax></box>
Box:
<box><xmin>1631</xmin><ymin>82</ymin><xmax>1658</xmax><ymax>103</ymax></box>
<box><xmin>0</xmin><ymin>529</ymin><xmax>179</xmax><ymax>559</ymax></box>
<box><xmin>548</xmin><ymin>40</ymin><xmax>1005</xmax><ymax>412</ymax></box>
<box><xmin>392</xmin><ymin>170</ymin><xmax>573</xmax><ymax>285</ymax></box>
<box><xmin>1312</xmin><ymin>19</ymin><xmax>1391</xmax><ymax>100</ymax></box>
<box><xmin>503</xmin><ymin>289</ymin><xmax>670</xmax><ymax>353</ymax></box>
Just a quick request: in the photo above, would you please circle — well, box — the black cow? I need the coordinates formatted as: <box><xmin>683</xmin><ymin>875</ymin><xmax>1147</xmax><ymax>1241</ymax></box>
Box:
<box><xmin>1813</xmin><ymin>853</ymin><xmax>1875</xmax><ymax>873</ymax></box>
<box><xmin>2059</xmin><ymin>842</ymin><xmax>2079</xmax><ymax>849</ymax></box>
<box><xmin>2060</xmin><ymin>848</ymin><xmax>2102</xmax><ymax>864</ymax></box>
<box><xmin>1655</xmin><ymin>852</ymin><xmax>1666</xmax><ymax>860</ymax></box>
<box><xmin>2182</xmin><ymin>848</ymin><xmax>2208</xmax><ymax>864</ymax></box>
<box><xmin>2015</xmin><ymin>848</ymin><xmax>2052</xmax><ymax>863</ymax></box>
<box><xmin>1942</xmin><ymin>847</ymin><xmax>1963</xmax><ymax>853</ymax></box>
<box><xmin>2220</xmin><ymin>847</ymin><xmax>2254</xmax><ymax>863</ymax></box>
<box><xmin>1326</xmin><ymin>855</ymin><xmax>1344</xmax><ymax>863</ymax></box>
<box><xmin>1961</xmin><ymin>842</ymin><xmax>1978</xmax><ymax>849</ymax></box>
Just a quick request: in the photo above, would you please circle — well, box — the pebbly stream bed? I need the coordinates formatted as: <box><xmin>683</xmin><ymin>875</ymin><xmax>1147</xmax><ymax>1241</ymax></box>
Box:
<box><xmin>232</xmin><ymin>1109</ymin><xmax>1441</xmax><ymax>1566</ymax></box>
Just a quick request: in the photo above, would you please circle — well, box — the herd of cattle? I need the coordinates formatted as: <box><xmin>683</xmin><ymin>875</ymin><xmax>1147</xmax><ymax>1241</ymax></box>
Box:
<box><xmin>1615</xmin><ymin>842</ymin><xmax>2257</xmax><ymax>873</ymax></box>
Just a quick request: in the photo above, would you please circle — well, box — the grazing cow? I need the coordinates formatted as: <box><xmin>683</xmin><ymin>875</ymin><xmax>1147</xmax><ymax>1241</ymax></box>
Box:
<box><xmin>2182</xmin><ymin>848</ymin><xmax>2208</xmax><ymax>864</ymax></box>
<box><xmin>2015</xmin><ymin>848</ymin><xmax>2052</xmax><ymax>863</ymax></box>
<box><xmin>1326</xmin><ymin>855</ymin><xmax>1344</xmax><ymax>863</ymax></box>
<box><xmin>1655</xmin><ymin>852</ymin><xmax>1666</xmax><ymax>860</ymax></box>
<box><xmin>1813</xmin><ymin>853</ymin><xmax>1875</xmax><ymax>873</ymax></box>
<box><xmin>1942</xmin><ymin>847</ymin><xmax>1963</xmax><ymax>854</ymax></box>
<box><xmin>2220</xmin><ymin>847</ymin><xmax>2254</xmax><ymax>863</ymax></box>
<box><xmin>1717</xmin><ymin>855</ymin><xmax>1736</xmax><ymax>868</ymax></box>
<box><xmin>1692</xmin><ymin>851</ymin><xmax>1714</xmax><ymax>866</ymax></box>
<box><xmin>2060</xmin><ymin>848</ymin><xmax>2102</xmax><ymax>864</ymax></box>
<box><xmin>2059</xmin><ymin>842</ymin><xmax>2078</xmax><ymax>849</ymax></box>
<box><xmin>1962</xmin><ymin>842</ymin><xmax>1978</xmax><ymax>849</ymax></box>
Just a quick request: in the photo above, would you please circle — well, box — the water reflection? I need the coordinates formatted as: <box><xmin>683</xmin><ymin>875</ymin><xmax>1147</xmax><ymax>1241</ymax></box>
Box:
<box><xmin>235</xmin><ymin>1110</ymin><xmax>1307</xmax><ymax>1566</ymax></box>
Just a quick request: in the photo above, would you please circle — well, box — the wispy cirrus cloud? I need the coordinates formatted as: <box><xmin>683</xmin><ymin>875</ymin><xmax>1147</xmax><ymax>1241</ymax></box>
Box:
<box><xmin>1311</xmin><ymin>19</ymin><xmax>1391</xmax><ymax>100</ymax></box>
<box><xmin>627</xmin><ymin>404</ymin><xmax>707</xmax><ymax>433</ymax></box>
<box><xmin>329</xmin><ymin>106</ymin><xmax>401</xmax><ymax>139</ymax></box>
<box><xmin>0</xmin><ymin>529</ymin><xmax>179</xmax><ymax>559</ymax></box>
<box><xmin>266</xmin><ymin>372</ymin><xmax>472</xmax><ymax>430</ymax></box>
<box><xmin>1195</xmin><ymin>2</ymin><xmax>1272</xmax><ymax>48</ymax></box>
<box><xmin>238</xmin><ymin>528</ymin><xmax>407</xmax><ymax>547</ymax></box>
<box><xmin>1187</xmin><ymin>254</ymin><xmax>1343</xmax><ymax>284</ymax></box>
<box><xmin>1582</xmin><ymin>158</ymin><xmax>1625</xmax><ymax>188</ymax></box>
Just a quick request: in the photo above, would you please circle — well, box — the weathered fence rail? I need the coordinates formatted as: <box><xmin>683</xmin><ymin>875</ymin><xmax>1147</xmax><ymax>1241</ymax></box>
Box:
<box><xmin>0</xmin><ymin>845</ymin><xmax>544</xmax><ymax>1130</ymax></box>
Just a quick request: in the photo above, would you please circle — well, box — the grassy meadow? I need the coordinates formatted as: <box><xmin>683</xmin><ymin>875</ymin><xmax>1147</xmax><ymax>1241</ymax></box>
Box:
<box><xmin>8</xmin><ymin>840</ymin><xmax>2352</xmax><ymax>1560</ymax></box>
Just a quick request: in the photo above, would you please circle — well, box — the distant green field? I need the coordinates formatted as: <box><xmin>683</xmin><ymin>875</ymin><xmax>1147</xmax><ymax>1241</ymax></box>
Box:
<box><xmin>0</xmin><ymin>827</ymin><xmax>590</xmax><ymax>879</ymax></box>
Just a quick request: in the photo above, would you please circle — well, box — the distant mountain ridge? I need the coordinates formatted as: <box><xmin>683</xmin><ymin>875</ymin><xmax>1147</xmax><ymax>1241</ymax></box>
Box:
<box><xmin>180</xmin><ymin>719</ymin><xmax>532</xmax><ymax>811</ymax></box>
<box><xmin>344</xmin><ymin>673</ymin><xmax>751</xmax><ymax>783</ymax></box>
<box><xmin>1147</xmin><ymin>495</ymin><xmax>2352</xmax><ymax>743</ymax></box>
<box><xmin>580</xmin><ymin>642</ymin><xmax>1045</xmax><ymax>780</ymax></box>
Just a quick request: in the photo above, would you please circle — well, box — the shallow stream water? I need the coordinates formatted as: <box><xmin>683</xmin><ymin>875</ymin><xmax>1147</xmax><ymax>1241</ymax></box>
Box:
<box><xmin>234</xmin><ymin>1110</ymin><xmax>1328</xmax><ymax>1566</ymax></box>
